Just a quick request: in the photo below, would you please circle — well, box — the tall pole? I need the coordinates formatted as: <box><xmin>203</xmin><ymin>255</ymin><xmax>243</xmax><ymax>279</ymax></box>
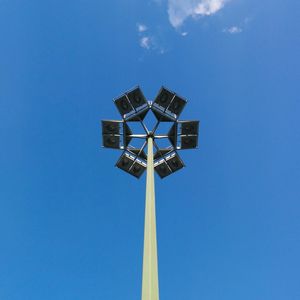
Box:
<box><xmin>142</xmin><ymin>137</ymin><xmax>159</xmax><ymax>300</ymax></box>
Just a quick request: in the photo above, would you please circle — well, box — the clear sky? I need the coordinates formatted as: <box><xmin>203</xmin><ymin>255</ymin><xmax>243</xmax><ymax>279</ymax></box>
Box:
<box><xmin>0</xmin><ymin>0</ymin><xmax>300</xmax><ymax>299</ymax></box>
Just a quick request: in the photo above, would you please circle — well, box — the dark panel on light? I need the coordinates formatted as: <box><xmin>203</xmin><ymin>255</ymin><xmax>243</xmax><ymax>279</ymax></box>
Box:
<box><xmin>127</xmin><ymin>87</ymin><xmax>147</xmax><ymax>109</ymax></box>
<box><xmin>167</xmin><ymin>153</ymin><xmax>184</xmax><ymax>172</ymax></box>
<box><xmin>153</xmin><ymin>87</ymin><xmax>175</xmax><ymax>110</ymax></box>
<box><xmin>180</xmin><ymin>121</ymin><xmax>199</xmax><ymax>135</ymax></box>
<box><xmin>181</xmin><ymin>136</ymin><xmax>198</xmax><ymax>149</ymax></box>
<box><xmin>129</xmin><ymin>161</ymin><xmax>146</xmax><ymax>178</ymax></box>
<box><xmin>115</xmin><ymin>95</ymin><xmax>132</xmax><ymax>116</ymax></box>
<box><xmin>102</xmin><ymin>120</ymin><xmax>121</xmax><ymax>134</ymax></box>
<box><xmin>155</xmin><ymin>161</ymin><xmax>172</xmax><ymax>178</ymax></box>
<box><xmin>103</xmin><ymin>135</ymin><xmax>120</xmax><ymax>149</ymax></box>
<box><xmin>168</xmin><ymin>95</ymin><xmax>186</xmax><ymax>117</ymax></box>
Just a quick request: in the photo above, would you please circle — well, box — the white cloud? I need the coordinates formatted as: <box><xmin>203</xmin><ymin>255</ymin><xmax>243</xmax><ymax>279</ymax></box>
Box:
<box><xmin>140</xmin><ymin>36</ymin><xmax>151</xmax><ymax>49</ymax></box>
<box><xmin>168</xmin><ymin>0</ymin><xmax>228</xmax><ymax>28</ymax></box>
<box><xmin>223</xmin><ymin>26</ymin><xmax>242</xmax><ymax>34</ymax></box>
<box><xmin>137</xmin><ymin>23</ymin><xmax>148</xmax><ymax>32</ymax></box>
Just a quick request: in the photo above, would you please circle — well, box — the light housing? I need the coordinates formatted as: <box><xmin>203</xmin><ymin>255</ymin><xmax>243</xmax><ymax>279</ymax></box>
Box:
<box><xmin>167</xmin><ymin>95</ymin><xmax>186</xmax><ymax>117</ymax></box>
<box><xmin>127</xmin><ymin>87</ymin><xmax>148</xmax><ymax>110</ymax></box>
<box><xmin>116</xmin><ymin>152</ymin><xmax>146</xmax><ymax>178</ymax></box>
<box><xmin>102</xmin><ymin>120</ymin><xmax>122</xmax><ymax>149</ymax></box>
<box><xmin>153</xmin><ymin>87</ymin><xmax>175</xmax><ymax>111</ymax></box>
<box><xmin>154</xmin><ymin>151</ymin><xmax>184</xmax><ymax>178</ymax></box>
<box><xmin>154</xmin><ymin>160</ymin><xmax>172</xmax><ymax>178</ymax></box>
<box><xmin>114</xmin><ymin>95</ymin><xmax>132</xmax><ymax>117</ymax></box>
<box><xmin>102</xmin><ymin>135</ymin><xmax>121</xmax><ymax>149</ymax></box>
<box><xmin>180</xmin><ymin>136</ymin><xmax>198</xmax><ymax>149</ymax></box>
<box><xmin>180</xmin><ymin>121</ymin><xmax>199</xmax><ymax>135</ymax></box>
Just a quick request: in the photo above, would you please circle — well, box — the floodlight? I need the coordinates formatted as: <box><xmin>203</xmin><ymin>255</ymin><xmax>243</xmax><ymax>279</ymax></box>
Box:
<box><xmin>102</xmin><ymin>120</ymin><xmax>121</xmax><ymax>135</ymax></box>
<box><xmin>115</xmin><ymin>95</ymin><xmax>133</xmax><ymax>117</ymax></box>
<box><xmin>167</xmin><ymin>95</ymin><xmax>186</xmax><ymax>117</ymax></box>
<box><xmin>127</xmin><ymin>87</ymin><xmax>148</xmax><ymax>110</ymax></box>
<box><xmin>103</xmin><ymin>134</ymin><xmax>121</xmax><ymax>149</ymax></box>
<box><xmin>153</xmin><ymin>87</ymin><xmax>175</xmax><ymax>111</ymax></box>
<box><xmin>116</xmin><ymin>152</ymin><xmax>134</xmax><ymax>171</ymax></box>
<box><xmin>180</xmin><ymin>136</ymin><xmax>198</xmax><ymax>149</ymax></box>
<box><xmin>116</xmin><ymin>152</ymin><xmax>146</xmax><ymax>178</ymax></box>
<box><xmin>180</xmin><ymin>121</ymin><xmax>199</xmax><ymax>135</ymax></box>
<box><xmin>129</xmin><ymin>161</ymin><xmax>146</xmax><ymax>178</ymax></box>
<box><xmin>154</xmin><ymin>160</ymin><xmax>172</xmax><ymax>178</ymax></box>
<box><xmin>166</xmin><ymin>152</ymin><xmax>184</xmax><ymax>172</ymax></box>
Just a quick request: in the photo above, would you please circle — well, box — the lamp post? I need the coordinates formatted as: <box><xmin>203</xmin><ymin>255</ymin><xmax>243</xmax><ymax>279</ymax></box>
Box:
<box><xmin>101</xmin><ymin>86</ymin><xmax>199</xmax><ymax>300</ymax></box>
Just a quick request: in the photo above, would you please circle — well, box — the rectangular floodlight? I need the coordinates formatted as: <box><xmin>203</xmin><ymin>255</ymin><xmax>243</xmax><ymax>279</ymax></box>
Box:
<box><xmin>179</xmin><ymin>121</ymin><xmax>199</xmax><ymax>135</ymax></box>
<box><xmin>180</xmin><ymin>136</ymin><xmax>198</xmax><ymax>149</ymax></box>
<box><xmin>115</xmin><ymin>95</ymin><xmax>133</xmax><ymax>117</ymax></box>
<box><xmin>154</xmin><ymin>160</ymin><xmax>172</xmax><ymax>178</ymax></box>
<box><xmin>153</xmin><ymin>151</ymin><xmax>184</xmax><ymax>178</ymax></box>
<box><xmin>153</xmin><ymin>87</ymin><xmax>175</xmax><ymax>111</ymax></box>
<box><xmin>116</xmin><ymin>152</ymin><xmax>146</xmax><ymax>179</ymax></box>
<box><xmin>167</xmin><ymin>95</ymin><xmax>187</xmax><ymax>117</ymax></box>
<box><xmin>102</xmin><ymin>120</ymin><xmax>122</xmax><ymax>135</ymax></box>
<box><xmin>102</xmin><ymin>134</ymin><xmax>121</xmax><ymax>149</ymax></box>
<box><xmin>129</xmin><ymin>161</ymin><xmax>146</xmax><ymax>178</ymax></box>
<box><xmin>126</xmin><ymin>87</ymin><xmax>148</xmax><ymax>110</ymax></box>
<box><xmin>116</xmin><ymin>152</ymin><xmax>134</xmax><ymax>172</ymax></box>
<box><xmin>166</xmin><ymin>152</ymin><xmax>184</xmax><ymax>172</ymax></box>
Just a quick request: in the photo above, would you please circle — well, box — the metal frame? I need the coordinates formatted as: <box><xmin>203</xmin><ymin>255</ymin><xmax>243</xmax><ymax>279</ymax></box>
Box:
<box><xmin>102</xmin><ymin>86</ymin><xmax>199</xmax><ymax>178</ymax></box>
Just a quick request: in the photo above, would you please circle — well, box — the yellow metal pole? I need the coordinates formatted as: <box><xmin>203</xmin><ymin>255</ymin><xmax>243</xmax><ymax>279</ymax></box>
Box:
<box><xmin>141</xmin><ymin>137</ymin><xmax>159</xmax><ymax>300</ymax></box>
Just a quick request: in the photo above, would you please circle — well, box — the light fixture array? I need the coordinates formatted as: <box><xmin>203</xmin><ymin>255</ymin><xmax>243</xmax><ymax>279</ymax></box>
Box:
<box><xmin>102</xmin><ymin>86</ymin><xmax>199</xmax><ymax>178</ymax></box>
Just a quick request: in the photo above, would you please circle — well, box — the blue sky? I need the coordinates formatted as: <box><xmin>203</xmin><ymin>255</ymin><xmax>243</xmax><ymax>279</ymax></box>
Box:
<box><xmin>0</xmin><ymin>0</ymin><xmax>300</xmax><ymax>299</ymax></box>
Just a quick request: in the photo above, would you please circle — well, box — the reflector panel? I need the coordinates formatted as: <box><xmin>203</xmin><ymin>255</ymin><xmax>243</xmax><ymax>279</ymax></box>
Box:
<box><xmin>115</xmin><ymin>95</ymin><xmax>132</xmax><ymax>116</ymax></box>
<box><xmin>181</xmin><ymin>136</ymin><xmax>198</xmax><ymax>149</ymax></box>
<box><xmin>103</xmin><ymin>135</ymin><xmax>120</xmax><ymax>149</ymax></box>
<box><xmin>102</xmin><ymin>120</ymin><xmax>121</xmax><ymax>134</ymax></box>
<box><xmin>116</xmin><ymin>153</ymin><xmax>134</xmax><ymax>172</ymax></box>
<box><xmin>167</xmin><ymin>153</ymin><xmax>184</xmax><ymax>172</ymax></box>
<box><xmin>180</xmin><ymin>121</ymin><xmax>199</xmax><ymax>135</ymax></box>
<box><xmin>127</xmin><ymin>87</ymin><xmax>147</xmax><ymax>109</ymax></box>
<box><xmin>129</xmin><ymin>161</ymin><xmax>146</xmax><ymax>178</ymax></box>
<box><xmin>153</xmin><ymin>87</ymin><xmax>174</xmax><ymax>110</ymax></box>
<box><xmin>154</xmin><ymin>161</ymin><xmax>172</xmax><ymax>178</ymax></box>
<box><xmin>168</xmin><ymin>95</ymin><xmax>186</xmax><ymax>116</ymax></box>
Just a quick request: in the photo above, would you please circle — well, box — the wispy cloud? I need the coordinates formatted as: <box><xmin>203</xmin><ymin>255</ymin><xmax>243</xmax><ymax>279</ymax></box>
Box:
<box><xmin>140</xmin><ymin>36</ymin><xmax>151</xmax><ymax>49</ymax></box>
<box><xmin>223</xmin><ymin>26</ymin><xmax>242</xmax><ymax>34</ymax></box>
<box><xmin>137</xmin><ymin>23</ymin><xmax>148</xmax><ymax>33</ymax></box>
<box><xmin>136</xmin><ymin>23</ymin><xmax>166</xmax><ymax>54</ymax></box>
<box><xmin>168</xmin><ymin>0</ymin><xmax>228</xmax><ymax>28</ymax></box>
